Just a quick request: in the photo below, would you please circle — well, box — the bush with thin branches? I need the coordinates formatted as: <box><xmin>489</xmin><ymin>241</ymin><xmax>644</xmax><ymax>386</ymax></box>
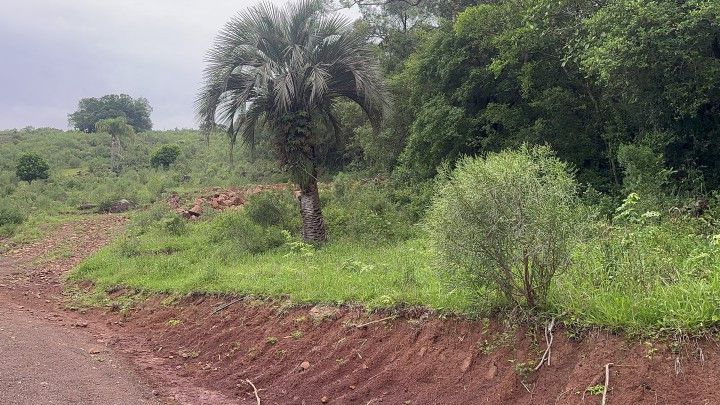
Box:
<box><xmin>428</xmin><ymin>145</ymin><xmax>582</xmax><ymax>309</ymax></box>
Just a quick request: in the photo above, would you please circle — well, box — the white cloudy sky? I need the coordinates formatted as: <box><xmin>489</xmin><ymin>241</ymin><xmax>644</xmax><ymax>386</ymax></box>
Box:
<box><xmin>0</xmin><ymin>0</ymin><xmax>358</xmax><ymax>130</ymax></box>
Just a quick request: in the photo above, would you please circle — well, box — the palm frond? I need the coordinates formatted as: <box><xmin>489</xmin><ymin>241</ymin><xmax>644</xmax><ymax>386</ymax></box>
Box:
<box><xmin>197</xmin><ymin>0</ymin><xmax>387</xmax><ymax>157</ymax></box>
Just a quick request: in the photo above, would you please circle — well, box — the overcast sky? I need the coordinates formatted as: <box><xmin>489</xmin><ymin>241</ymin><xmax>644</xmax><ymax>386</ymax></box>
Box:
<box><xmin>0</xmin><ymin>0</ymin><xmax>358</xmax><ymax>130</ymax></box>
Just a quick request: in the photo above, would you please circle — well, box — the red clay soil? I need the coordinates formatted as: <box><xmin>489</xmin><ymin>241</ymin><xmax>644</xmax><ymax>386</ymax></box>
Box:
<box><xmin>2</xmin><ymin>215</ymin><xmax>720</xmax><ymax>404</ymax></box>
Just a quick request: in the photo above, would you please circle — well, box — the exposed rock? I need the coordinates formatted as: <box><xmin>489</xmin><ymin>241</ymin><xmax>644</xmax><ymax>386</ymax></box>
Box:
<box><xmin>109</xmin><ymin>199</ymin><xmax>135</xmax><ymax>213</ymax></box>
<box><xmin>484</xmin><ymin>363</ymin><xmax>498</xmax><ymax>380</ymax></box>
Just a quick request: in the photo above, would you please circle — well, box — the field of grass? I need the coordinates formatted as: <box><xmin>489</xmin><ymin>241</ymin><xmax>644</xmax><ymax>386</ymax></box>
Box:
<box><xmin>0</xmin><ymin>128</ymin><xmax>281</xmax><ymax>239</ymax></box>
<box><xmin>69</xmin><ymin>194</ymin><xmax>720</xmax><ymax>336</ymax></box>
<box><xmin>71</xmin><ymin>234</ymin><xmax>472</xmax><ymax>313</ymax></box>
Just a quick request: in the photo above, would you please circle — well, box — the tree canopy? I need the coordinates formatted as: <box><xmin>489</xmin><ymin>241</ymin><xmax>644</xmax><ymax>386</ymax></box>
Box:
<box><xmin>370</xmin><ymin>0</ymin><xmax>720</xmax><ymax>194</ymax></box>
<box><xmin>16</xmin><ymin>153</ymin><xmax>50</xmax><ymax>184</ymax></box>
<box><xmin>69</xmin><ymin>94</ymin><xmax>153</xmax><ymax>133</ymax></box>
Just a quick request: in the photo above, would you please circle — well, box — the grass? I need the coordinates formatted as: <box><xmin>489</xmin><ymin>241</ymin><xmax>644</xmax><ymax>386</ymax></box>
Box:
<box><xmin>1</xmin><ymin>213</ymin><xmax>82</xmax><ymax>251</ymax></box>
<box><xmin>552</xmin><ymin>220</ymin><xmax>720</xmax><ymax>335</ymax></box>
<box><xmin>70</xmin><ymin>218</ymin><xmax>474</xmax><ymax>314</ymax></box>
<box><xmin>67</xmin><ymin>203</ymin><xmax>720</xmax><ymax>336</ymax></box>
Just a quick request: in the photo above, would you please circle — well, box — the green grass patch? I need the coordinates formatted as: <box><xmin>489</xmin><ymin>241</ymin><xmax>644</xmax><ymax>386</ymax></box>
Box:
<box><xmin>69</xmin><ymin>215</ymin><xmax>473</xmax><ymax>313</ymax></box>
<box><xmin>69</xmin><ymin>205</ymin><xmax>720</xmax><ymax>336</ymax></box>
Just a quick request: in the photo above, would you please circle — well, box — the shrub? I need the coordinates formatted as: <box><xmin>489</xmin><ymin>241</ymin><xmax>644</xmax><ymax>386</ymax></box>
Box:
<box><xmin>617</xmin><ymin>142</ymin><xmax>673</xmax><ymax>209</ymax></box>
<box><xmin>0</xmin><ymin>205</ymin><xmax>25</xmax><ymax>227</ymax></box>
<box><xmin>244</xmin><ymin>190</ymin><xmax>299</xmax><ymax>231</ymax></box>
<box><xmin>16</xmin><ymin>153</ymin><xmax>50</xmax><ymax>183</ymax></box>
<box><xmin>150</xmin><ymin>144</ymin><xmax>181</xmax><ymax>169</ymax></box>
<box><xmin>163</xmin><ymin>215</ymin><xmax>187</xmax><ymax>236</ymax></box>
<box><xmin>324</xmin><ymin>173</ymin><xmax>414</xmax><ymax>243</ymax></box>
<box><xmin>208</xmin><ymin>211</ymin><xmax>285</xmax><ymax>254</ymax></box>
<box><xmin>427</xmin><ymin>145</ymin><xmax>581</xmax><ymax>309</ymax></box>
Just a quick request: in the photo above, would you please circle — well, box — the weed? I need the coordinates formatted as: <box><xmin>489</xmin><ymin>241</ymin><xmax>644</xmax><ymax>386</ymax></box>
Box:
<box><xmin>585</xmin><ymin>384</ymin><xmax>605</xmax><ymax>396</ymax></box>
<box><xmin>510</xmin><ymin>359</ymin><xmax>535</xmax><ymax>381</ymax></box>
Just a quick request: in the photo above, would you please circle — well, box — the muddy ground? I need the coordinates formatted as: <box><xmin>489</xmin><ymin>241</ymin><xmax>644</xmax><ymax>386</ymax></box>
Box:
<box><xmin>1</xmin><ymin>215</ymin><xmax>719</xmax><ymax>404</ymax></box>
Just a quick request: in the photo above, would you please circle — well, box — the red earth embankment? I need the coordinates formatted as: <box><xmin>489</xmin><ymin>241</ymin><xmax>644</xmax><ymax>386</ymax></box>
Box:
<box><xmin>109</xmin><ymin>296</ymin><xmax>719</xmax><ymax>404</ymax></box>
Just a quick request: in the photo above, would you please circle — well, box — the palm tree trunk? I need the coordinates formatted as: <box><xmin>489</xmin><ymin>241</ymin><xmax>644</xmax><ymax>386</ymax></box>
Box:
<box><xmin>299</xmin><ymin>177</ymin><xmax>327</xmax><ymax>244</ymax></box>
<box><xmin>110</xmin><ymin>134</ymin><xmax>120</xmax><ymax>174</ymax></box>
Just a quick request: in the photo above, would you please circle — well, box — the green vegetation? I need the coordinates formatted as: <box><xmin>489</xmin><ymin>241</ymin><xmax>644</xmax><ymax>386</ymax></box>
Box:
<box><xmin>428</xmin><ymin>146</ymin><xmax>581</xmax><ymax>309</ymax></box>
<box><xmin>95</xmin><ymin>117</ymin><xmax>135</xmax><ymax>174</ymax></box>
<box><xmin>4</xmin><ymin>0</ymin><xmax>720</xmax><ymax>338</ymax></box>
<box><xmin>68</xmin><ymin>94</ymin><xmax>152</xmax><ymax>133</ymax></box>
<box><xmin>0</xmin><ymin>127</ymin><xmax>281</xmax><ymax>241</ymax></box>
<box><xmin>15</xmin><ymin>153</ymin><xmax>50</xmax><ymax>184</ymax></box>
<box><xmin>150</xmin><ymin>145</ymin><xmax>181</xmax><ymax>169</ymax></box>
<box><xmin>71</xmin><ymin>181</ymin><xmax>720</xmax><ymax>334</ymax></box>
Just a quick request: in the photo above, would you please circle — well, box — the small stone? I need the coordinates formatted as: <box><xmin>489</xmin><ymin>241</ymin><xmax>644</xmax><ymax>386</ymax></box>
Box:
<box><xmin>321</xmin><ymin>396</ymin><xmax>329</xmax><ymax>403</ymax></box>
<box><xmin>418</xmin><ymin>347</ymin><xmax>427</xmax><ymax>357</ymax></box>
<box><xmin>300</xmin><ymin>361</ymin><xmax>311</xmax><ymax>370</ymax></box>
<box><xmin>485</xmin><ymin>363</ymin><xmax>498</xmax><ymax>380</ymax></box>
<box><xmin>461</xmin><ymin>354</ymin><xmax>473</xmax><ymax>373</ymax></box>
<box><xmin>88</xmin><ymin>347</ymin><xmax>102</xmax><ymax>354</ymax></box>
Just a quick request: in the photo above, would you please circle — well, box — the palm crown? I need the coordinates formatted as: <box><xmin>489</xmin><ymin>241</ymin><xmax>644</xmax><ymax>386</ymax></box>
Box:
<box><xmin>197</xmin><ymin>0</ymin><xmax>386</xmax><ymax>242</ymax></box>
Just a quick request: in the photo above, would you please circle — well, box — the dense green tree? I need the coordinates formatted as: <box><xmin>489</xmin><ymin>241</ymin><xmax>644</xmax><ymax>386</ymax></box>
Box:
<box><xmin>197</xmin><ymin>0</ymin><xmax>386</xmax><ymax>243</ymax></box>
<box><xmin>69</xmin><ymin>94</ymin><xmax>152</xmax><ymax>133</ymax></box>
<box><xmin>16</xmin><ymin>153</ymin><xmax>49</xmax><ymax>184</ymax></box>
<box><xmin>95</xmin><ymin>117</ymin><xmax>135</xmax><ymax>174</ymax></box>
<box><xmin>392</xmin><ymin>0</ymin><xmax>720</xmax><ymax>195</ymax></box>
<box><xmin>150</xmin><ymin>145</ymin><xmax>181</xmax><ymax>169</ymax></box>
<box><xmin>575</xmin><ymin>0</ymin><xmax>720</xmax><ymax>190</ymax></box>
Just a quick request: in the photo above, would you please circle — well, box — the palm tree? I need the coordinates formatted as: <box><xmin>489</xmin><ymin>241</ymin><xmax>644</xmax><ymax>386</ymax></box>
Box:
<box><xmin>95</xmin><ymin>117</ymin><xmax>134</xmax><ymax>174</ymax></box>
<box><xmin>197</xmin><ymin>0</ymin><xmax>386</xmax><ymax>243</ymax></box>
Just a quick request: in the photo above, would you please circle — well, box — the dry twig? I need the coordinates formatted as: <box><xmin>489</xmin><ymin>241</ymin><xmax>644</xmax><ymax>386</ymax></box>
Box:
<box><xmin>534</xmin><ymin>318</ymin><xmax>556</xmax><ymax>371</ymax></box>
<box><xmin>212</xmin><ymin>298</ymin><xmax>243</xmax><ymax>315</ymax></box>
<box><xmin>245</xmin><ymin>379</ymin><xmax>261</xmax><ymax>405</ymax></box>
<box><xmin>602</xmin><ymin>363</ymin><xmax>613</xmax><ymax>405</ymax></box>
<box><xmin>354</xmin><ymin>315</ymin><xmax>398</xmax><ymax>328</ymax></box>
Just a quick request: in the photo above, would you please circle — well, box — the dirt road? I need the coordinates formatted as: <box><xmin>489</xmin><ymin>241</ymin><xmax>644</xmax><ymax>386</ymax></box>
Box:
<box><xmin>0</xmin><ymin>216</ymin><xmax>157</xmax><ymax>405</ymax></box>
<box><xmin>0</xmin><ymin>305</ymin><xmax>156</xmax><ymax>404</ymax></box>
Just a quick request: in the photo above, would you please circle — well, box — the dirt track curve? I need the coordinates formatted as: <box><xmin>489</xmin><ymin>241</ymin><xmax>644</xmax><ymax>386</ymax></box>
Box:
<box><xmin>0</xmin><ymin>216</ymin><xmax>157</xmax><ymax>404</ymax></box>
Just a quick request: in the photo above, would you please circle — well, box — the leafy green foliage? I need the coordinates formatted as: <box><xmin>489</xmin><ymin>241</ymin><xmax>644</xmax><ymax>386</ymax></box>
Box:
<box><xmin>68</xmin><ymin>94</ymin><xmax>152</xmax><ymax>133</ymax></box>
<box><xmin>208</xmin><ymin>211</ymin><xmax>286</xmax><ymax>254</ymax></box>
<box><xmin>323</xmin><ymin>173</ymin><xmax>414</xmax><ymax>243</ymax></box>
<box><xmin>428</xmin><ymin>146</ymin><xmax>582</xmax><ymax>309</ymax></box>
<box><xmin>244</xmin><ymin>190</ymin><xmax>299</xmax><ymax>231</ymax></box>
<box><xmin>15</xmin><ymin>153</ymin><xmax>49</xmax><ymax>183</ymax></box>
<box><xmin>95</xmin><ymin>117</ymin><xmax>135</xmax><ymax>137</ymax></box>
<box><xmin>150</xmin><ymin>145</ymin><xmax>181</xmax><ymax>169</ymax></box>
<box><xmin>391</xmin><ymin>0</ymin><xmax>720</xmax><ymax>194</ymax></box>
<box><xmin>0</xmin><ymin>205</ymin><xmax>25</xmax><ymax>227</ymax></box>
